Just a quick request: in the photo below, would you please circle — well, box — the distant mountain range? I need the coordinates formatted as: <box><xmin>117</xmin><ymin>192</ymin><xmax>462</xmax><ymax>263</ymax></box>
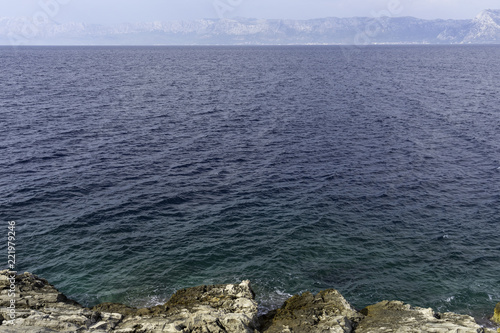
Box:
<box><xmin>1</xmin><ymin>9</ymin><xmax>500</xmax><ymax>45</ymax></box>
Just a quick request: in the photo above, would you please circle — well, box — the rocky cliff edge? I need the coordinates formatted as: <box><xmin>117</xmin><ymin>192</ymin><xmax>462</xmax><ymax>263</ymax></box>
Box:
<box><xmin>0</xmin><ymin>270</ymin><xmax>498</xmax><ymax>333</ymax></box>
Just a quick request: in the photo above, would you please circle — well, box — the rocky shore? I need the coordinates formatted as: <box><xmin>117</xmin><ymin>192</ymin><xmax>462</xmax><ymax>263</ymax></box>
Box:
<box><xmin>0</xmin><ymin>270</ymin><xmax>498</xmax><ymax>333</ymax></box>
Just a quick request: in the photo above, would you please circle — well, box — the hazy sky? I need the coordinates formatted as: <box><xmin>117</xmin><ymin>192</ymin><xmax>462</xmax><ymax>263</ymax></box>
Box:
<box><xmin>0</xmin><ymin>0</ymin><xmax>498</xmax><ymax>24</ymax></box>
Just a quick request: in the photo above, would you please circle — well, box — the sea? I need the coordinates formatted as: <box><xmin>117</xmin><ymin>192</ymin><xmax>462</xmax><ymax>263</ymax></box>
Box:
<box><xmin>1</xmin><ymin>45</ymin><xmax>499</xmax><ymax>322</ymax></box>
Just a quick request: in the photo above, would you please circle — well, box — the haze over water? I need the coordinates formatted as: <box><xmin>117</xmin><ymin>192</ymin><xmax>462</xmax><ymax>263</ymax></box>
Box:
<box><xmin>1</xmin><ymin>45</ymin><xmax>499</xmax><ymax>320</ymax></box>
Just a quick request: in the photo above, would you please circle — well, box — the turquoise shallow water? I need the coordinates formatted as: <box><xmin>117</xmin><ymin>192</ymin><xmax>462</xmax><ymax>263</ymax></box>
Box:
<box><xmin>1</xmin><ymin>45</ymin><xmax>499</xmax><ymax>320</ymax></box>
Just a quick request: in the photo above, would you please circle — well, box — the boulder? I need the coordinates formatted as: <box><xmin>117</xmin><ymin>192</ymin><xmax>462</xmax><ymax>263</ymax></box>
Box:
<box><xmin>356</xmin><ymin>300</ymin><xmax>488</xmax><ymax>333</ymax></box>
<box><xmin>260</xmin><ymin>289</ymin><xmax>363</xmax><ymax>332</ymax></box>
<box><xmin>113</xmin><ymin>280</ymin><xmax>259</xmax><ymax>333</ymax></box>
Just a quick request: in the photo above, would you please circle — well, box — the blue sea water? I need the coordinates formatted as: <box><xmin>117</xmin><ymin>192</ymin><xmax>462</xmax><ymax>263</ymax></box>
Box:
<box><xmin>1</xmin><ymin>45</ymin><xmax>499</xmax><ymax>320</ymax></box>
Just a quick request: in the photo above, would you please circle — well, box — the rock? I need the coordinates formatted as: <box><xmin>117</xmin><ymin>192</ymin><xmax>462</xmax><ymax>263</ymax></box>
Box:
<box><xmin>113</xmin><ymin>280</ymin><xmax>259</xmax><ymax>333</ymax></box>
<box><xmin>356</xmin><ymin>300</ymin><xmax>486</xmax><ymax>333</ymax></box>
<box><xmin>260</xmin><ymin>289</ymin><xmax>363</xmax><ymax>332</ymax></box>
<box><xmin>0</xmin><ymin>270</ymin><xmax>495</xmax><ymax>333</ymax></box>
<box><xmin>0</xmin><ymin>270</ymin><xmax>99</xmax><ymax>332</ymax></box>
<box><xmin>91</xmin><ymin>302</ymin><xmax>137</xmax><ymax>317</ymax></box>
<box><xmin>0</xmin><ymin>270</ymin><xmax>259</xmax><ymax>332</ymax></box>
<box><xmin>493</xmin><ymin>302</ymin><xmax>500</xmax><ymax>324</ymax></box>
<box><xmin>0</xmin><ymin>270</ymin><xmax>80</xmax><ymax>310</ymax></box>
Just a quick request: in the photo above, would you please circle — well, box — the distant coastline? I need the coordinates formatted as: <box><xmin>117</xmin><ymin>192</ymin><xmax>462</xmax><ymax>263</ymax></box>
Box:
<box><xmin>1</xmin><ymin>9</ymin><xmax>500</xmax><ymax>46</ymax></box>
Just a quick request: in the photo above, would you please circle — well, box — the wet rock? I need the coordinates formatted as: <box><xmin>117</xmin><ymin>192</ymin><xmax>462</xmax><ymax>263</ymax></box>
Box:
<box><xmin>260</xmin><ymin>289</ymin><xmax>363</xmax><ymax>332</ymax></box>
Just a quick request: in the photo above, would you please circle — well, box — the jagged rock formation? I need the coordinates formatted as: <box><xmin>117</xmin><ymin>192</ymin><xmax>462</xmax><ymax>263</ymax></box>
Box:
<box><xmin>0</xmin><ymin>271</ymin><xmax>98</xmax><ymax>332</ymax></box>
<box><xmin>259</xmin><ymin>289</ymin><xmax>363</xmax><ymax>332</ymax></box>
<box><xmin>0</xmin><ymin>270</ymin><xmax>258</xmax><ymax>332</ymax></box>
<box><xmin>1</xmin><ymin>10</ymin><xmax>500</xmax><ymax>45</ymax></box>
<box><xmin>0</xmin><ymin>270</ymin><xmax>498</xmax><ymax>332</ymax></box>
<box><xmin>106</xmin><ymin>282</ymin><xmax>259</xmax><ymax>333</ymax></box>
<box><xmin>356</xmin><ymin>300</ymin><xmax>489</xmax><ymax>333</ymax></box>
